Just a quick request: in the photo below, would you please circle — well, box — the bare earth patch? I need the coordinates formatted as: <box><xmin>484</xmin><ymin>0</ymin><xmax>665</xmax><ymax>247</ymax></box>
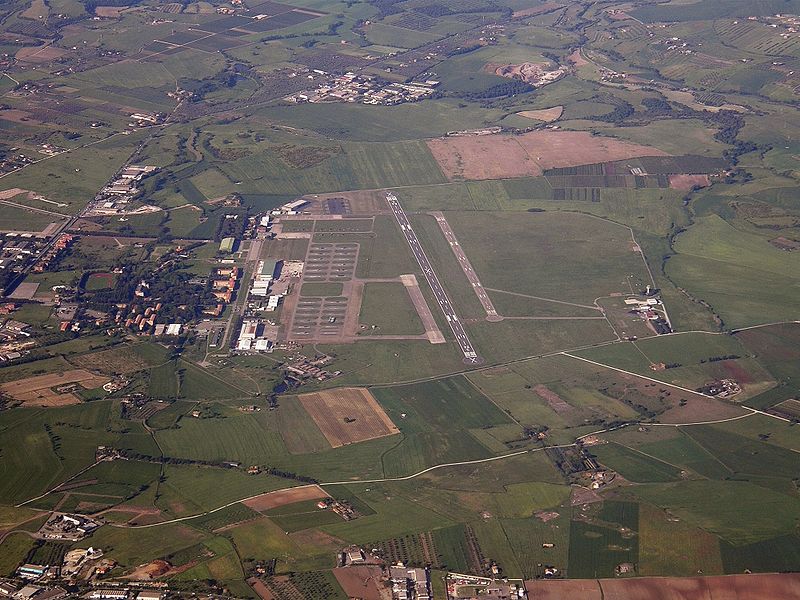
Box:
<box><xmin>517</xmin><ymin>106</ymin><xmax>563</xmax><ymax>122</ymax></box>
<box><xmin>333</xmin><ymin>566</ymin><xmax>391</xmax><ymax>600</ymax></box>
<box><xmin>669</xmin><ymin>173</ymin><xmax>710</xmax><ymax>191</ymax></box>
<box><xmin>567</xmin><ymin>48</ymin><xmax>589</xmax><ymax>67</ymax></box>
<box><xmin>512</xmin><ymin>2</ymin><xmax>561</xmax><ymax>17</ymax></box>
<box><xmin>427</xmin><ymin>131</ymin><xmax>668</xmax><ymax>181</ymax></box>
<box><xmin>242</xmin><ymin>485</ymin><xmax>328</xmax><ymax>512</ymax></box>
<box><xmin>526</xmin><ymin>573</ymin><xmax>800</xmax><ymax>600</ymax></box>
<box><xmin>533</xmin><ymin>384</ymin><xmax>572</xmax><ymax>414</ymax></box>
<box><xmin>94</xmin><ymin>5</ymin><xmax>126</xmax><ymax>16</ymax></box>
<box><xmin>16</xmin><ymin>45</ymin><xmax>68</xmax><ymax>63</ymax></box>
<box><xmin>0</xmin><ymin>369</ymin><xmax>108</xmax><ymax>406</ymax></box>
<box><xmin>0</xmin><ymin>110</ymin><xmax>40</xmax><ymax>124</ymax></box>
<box><xmin>296</xmin><ymin>387</ymin><xmax>400</xmax><ymax>448</ymax></box>
<box><xmin>656</xmin><ymin>394</ymin><xmax>748</xmax><ymax>424</ymax></box>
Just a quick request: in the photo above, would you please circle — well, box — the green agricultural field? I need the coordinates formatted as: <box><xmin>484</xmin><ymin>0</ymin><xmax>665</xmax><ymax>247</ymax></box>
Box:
<box><xmin>253</xmin><ymin>100</ymin><xmax>505</xmax><ymax>143</ymax></box>
<box><xmin>300</xmin><ymin>282</ymin><xmax>344</xmax><ymax>296</ymax></box>
<box><xmin>0</xmin><ymin>202</ymin><xmax>64</xmax><ymax>232</ymax></box>
<box><xmin>156</xmin><ymin>464</ymin><xmax>295</xmax><ymax>518</ymax></box>
<box><xmin>0</xmin><ymin>402</ymin><xmax>118</xmax><ymax>505</ymax></box>
<box><xmin>638</xmin><ymin>502</ymin><xmax>724</xmax><ymax>576</ymax></box>
<box><xmin>0</xmin><ymin>130</ymin><xmax>150</xmax><ymax>212</ymax></box>
<box><xmin>155</xmin><ymin>409</ymin><xmax>289</xmax><ymax>466</ymax></box>
<box><xmin>227</xmin><ymin>517</ymin><xmax>338</xmax><ymax>572</ymax></box>
<box><xmin>2</xmin><ymin>0</ymin><xmax>800</xmax><ymax>586</ymax></box>
<box><xmin>668</xmin><ymin>215</ymin><xmax>800</xmax><ymax>328</ymax></box>
<box><xmin>590</xmin><ymin>443</ymin><xmax>683</xmax><ymax>483</ymax></box>
<box><xmin>76</xmin><ymin>523</ymin><xmax>207</xmax><ymax>568</ymax></box>
<box><xmin>220</xmin><ymin>139</ymin><xmax>446</xmax><ymax>195</ymax></box>
<box><xmin>372</xmin><ymin>376</ymin><xmax>516</xmax><ymax>477</ymax></box>
<box><xmin>445</xmin><ymin>211</ymin><xmax>650</xmax><ymax>305</ymax></box>
<box><xmin>0</xmin><ymin>533</ymin><xmax>38</xmax><ymax>577</ymax></box>
<box><xmin>567</xmin><ymin>518</ymin><xmax>639</xmax><ymax>579</ymax></box>
<box><xmin>632</xmin><ymin>480</ymin><xmax>800</xmax><ymax>545</ymax></box>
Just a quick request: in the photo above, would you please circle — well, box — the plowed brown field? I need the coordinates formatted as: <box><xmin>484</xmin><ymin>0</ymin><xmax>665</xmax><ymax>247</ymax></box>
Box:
<box><xmin>1</xmin><ymin>369</ymin><xmax>108</xmax><ymax>406</ymax></box>
<box><xmin>525</xmin><ymin>573</ymin><xmax>800</xmax><ymax>599</ymax></box>
<box><xmin>297</xmin><ymin>387</ymin><xmax>399</xmax><ymax>448</ymax></box>
<box><xmin>427</xmin><ymin>131</ymin><xmax>667</xmax><ymax>180</ymax></box>
<box><xmin>243</xmin><ymin>485</ymin><xmax>328</xmax><ymax>512</ymax></box>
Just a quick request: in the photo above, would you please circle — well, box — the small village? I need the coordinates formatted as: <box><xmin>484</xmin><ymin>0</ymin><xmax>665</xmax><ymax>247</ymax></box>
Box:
<box><xmin>285</xmin><ymin>70</ymin><xmax>438</xmax><ymax>105</ymax></box>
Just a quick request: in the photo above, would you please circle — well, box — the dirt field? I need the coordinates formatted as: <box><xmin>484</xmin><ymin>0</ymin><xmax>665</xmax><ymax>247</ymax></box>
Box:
<box><xmin>512</xmin><ymin>2</ymin><xmax>561</xmax><ymax>17</ymax></box>
<box><xmin>534</xmin><ymin>384</ymin><xmax>572</xmax><ymax>414</ymax></box>
<box><xmin>248</xmin><ymin>578</ymin><xmax>276</xmax><ymax>600</ymax></box>
<box><xmin>242</xmin><ymin>485</ymin><xmax>328</xmax><ymax>512</ymax></box>
<box><xmin>525</xmin><ymin>573</ymin><xmax>800</xmax><ymax>599</ymax></box>
<box><xmin>333</xmin><ymin>566</ymin><xmax>391</xmax><ymax>600</ymax></box>
<box><xmin>427</xmin><ymin>131</ymin><xmax>667</xmax><ymax>181</ymax></box>
<box><xmin>669</xmin><ymin>174</ymin><xmax>710</xmax><ymax>191</ymax></box>
<box><xmin>656</xmin><ymin>393</ymin><xmax>748</xmax><ymax>424</ymax></box>
<box><xmin>296</xmin><ymin>387</ymin><xmax>400</xmax><ymax>448</ymax></box>
<box><xmin>0</xmin><ymin>369</ymin><xmax>108</xmax><ymax>406</ymax></box>
<box><xmin>94</xmin><ymin>5</ymin><xmax>126</xmax><ymax>16</ymax></box>
<box><xmin>568</xmin><ymin>48</ymin><xmax>589</xmax><ymax>67</ymax></box>
<box><xmin>0</xmin><ymin>110</ymin><xmax>40</xmax><ymax>124</ymax></box>
<box><xmin>305</xmin><ymin>190</ymin><xmax>388</xmax><ymax>215</ymax></box>
<box><xmin>517</xmin><ymin>106</ymin><xmax>564</xmax><ymax>122</ymax></box>
<box><xmin>16</xmin><ymin>45</ymin><xmax>68</xmax><ymax>64</ymax></box>
<box><xmin>0</xmin><ymin>188</ymin><xmax>31</xmax><ymax>200</ymax></box>
<box><xmin>71</xmin><ymin>347</ymin><xmax>152</xmax><ymax>374</ymax></box>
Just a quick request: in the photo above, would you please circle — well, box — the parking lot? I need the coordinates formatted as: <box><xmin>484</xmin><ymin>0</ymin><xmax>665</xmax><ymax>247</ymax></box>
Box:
<box><xmin>286</xmin><ymin>242</ymin><xmax>360</xmax><ymax>341</ymax></box>
<box><xmin>289</xmin><ymin>295</ymin><xmax>348</xmax><ymax>339</ymax></box>
<box><xmin>303</xmin><ymin>243</ymin><xmax>358</xmax><ymax>282</ymax></box>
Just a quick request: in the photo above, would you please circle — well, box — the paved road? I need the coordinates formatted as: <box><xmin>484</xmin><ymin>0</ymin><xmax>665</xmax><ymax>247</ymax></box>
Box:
<box><xmin>386</xmin><ymin>193</ymin><xmax>481</xmax><ymax>364</ymax></box>
<box><xmin>432</xmin><ymin>211</ymin><xmax>500</xmax><ymax>321</ymax></box>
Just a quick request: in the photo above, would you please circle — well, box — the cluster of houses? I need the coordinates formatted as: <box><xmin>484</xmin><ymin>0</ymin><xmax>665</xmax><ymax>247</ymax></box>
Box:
<box><xmin>211</xmin><ymin>265</ymin><xmax>240</xmax><ymax>305</ymax></box>
<box><xmin>0</xmin><ymin>316</ymin><xmax>33</xmax><ymax>362</ymax></box>
<box><xmin>0</xmin><ymin>232</ymin><xmax>56</xmax><ymax>287</ymax></box>
<box><xmin>117</xmin><ymin>299</ymin><xmax>164</xmax><ymax>333</ymax></box>
<box><xmin>32</xmin><ymin>234</ymin><xmax>72</xmax><ymax>273</ymax></box>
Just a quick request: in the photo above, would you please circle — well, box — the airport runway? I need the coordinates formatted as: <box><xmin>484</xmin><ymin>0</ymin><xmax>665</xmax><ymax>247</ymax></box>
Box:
<box><xmin>386</xmin><ymin>192</ymin><xmax>481</xmax><ymax>364</ymax></box>
<box><xmin>432</xmin><ymin>211</ymin><xmax>500</xmax><ymax>321</ymax></box>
